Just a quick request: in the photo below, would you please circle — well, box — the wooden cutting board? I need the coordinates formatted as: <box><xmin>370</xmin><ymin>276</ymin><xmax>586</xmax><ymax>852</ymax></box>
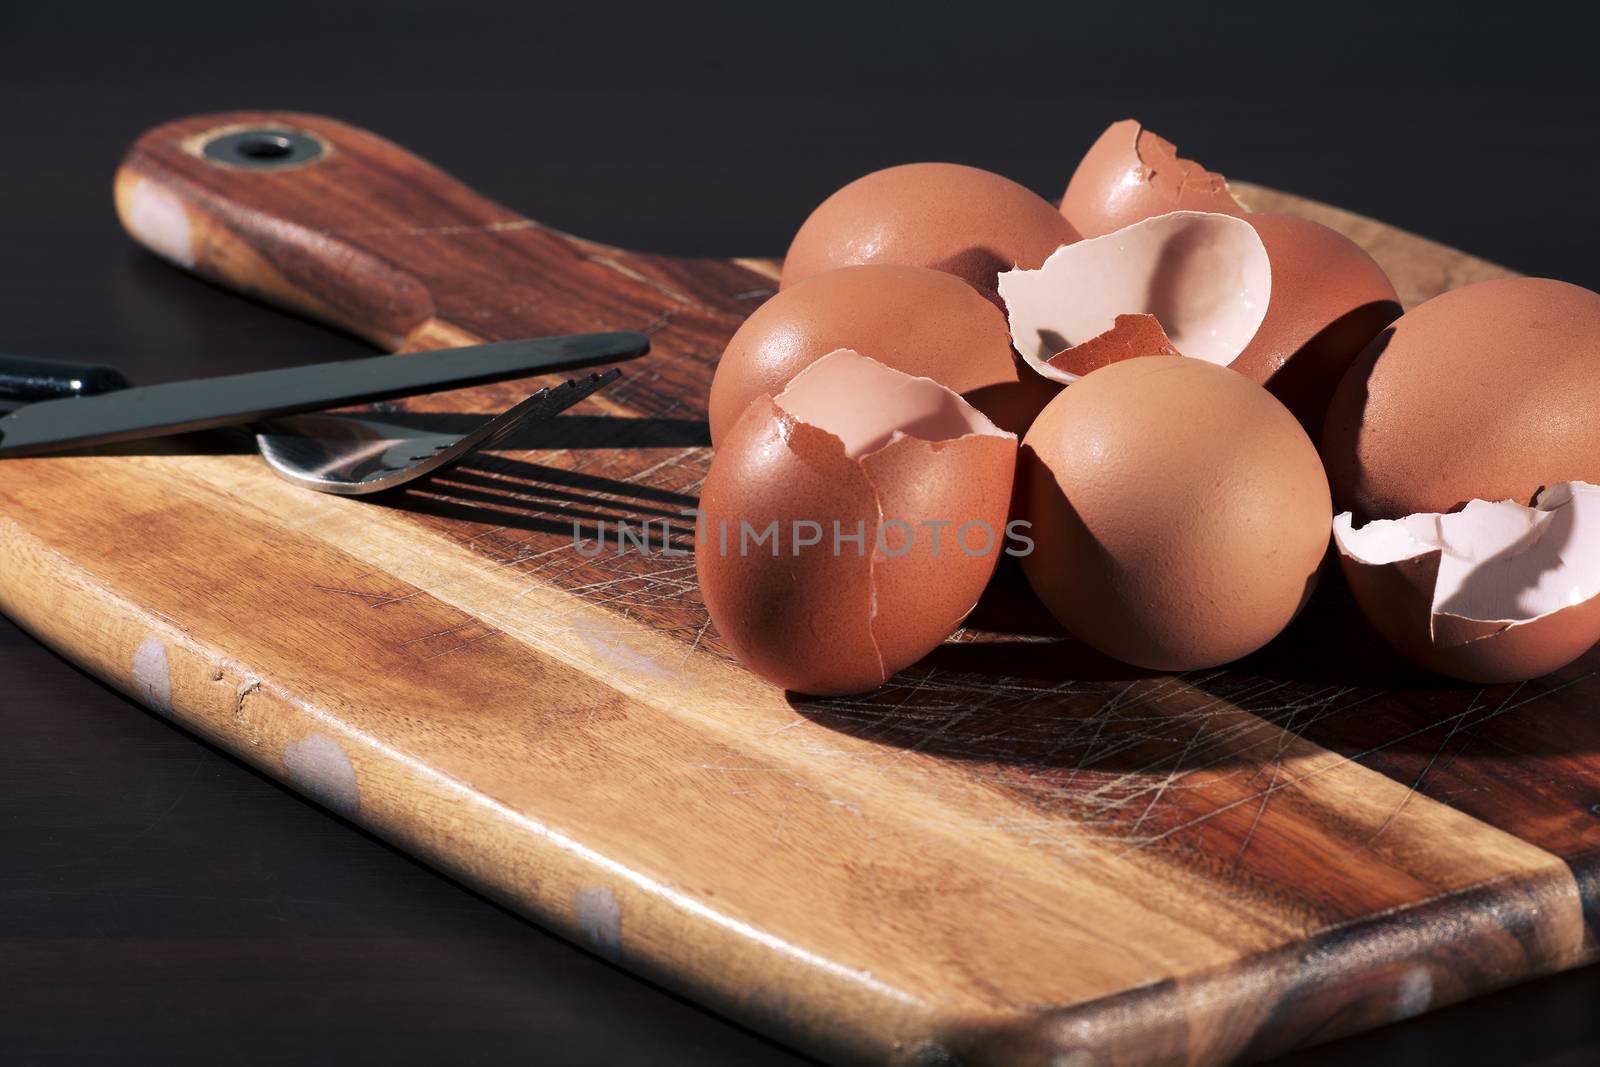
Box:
<box><xmin>2</xmin><ymin>111</ymin><xmax>1594</xmax><ymax>1067</ymax></box>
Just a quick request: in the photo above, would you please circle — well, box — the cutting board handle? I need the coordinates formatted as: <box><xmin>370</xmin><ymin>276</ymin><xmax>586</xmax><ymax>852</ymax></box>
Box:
<box><xmin>112</xmin><ymin>112</ymin><xmax>646</xmax><ymax>354</ymax></box>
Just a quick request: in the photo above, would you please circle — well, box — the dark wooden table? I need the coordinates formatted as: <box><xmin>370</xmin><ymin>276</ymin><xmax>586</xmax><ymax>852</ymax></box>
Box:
<box><xmin>3</xmin><ymin>3</ymin><xmax>1598</xmax><ymax>1063</ymax></box>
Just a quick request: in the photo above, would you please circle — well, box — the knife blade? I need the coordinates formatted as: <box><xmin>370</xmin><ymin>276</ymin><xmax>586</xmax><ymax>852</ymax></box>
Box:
<box><xmin>0</xmin><ymin>332</ymin><xmax>649</xmax><ymax>458</ymax></box>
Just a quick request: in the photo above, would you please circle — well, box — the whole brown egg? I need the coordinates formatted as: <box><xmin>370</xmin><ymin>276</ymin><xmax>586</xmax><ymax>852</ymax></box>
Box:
<box><xmin>1322</xmin><ymin>277</ymin><xmax>1600</xmax><ymax>521</ymax></box>
<box><xmin>708</xmin><ymin>264</ymin><xmax>1053</xmax><ymax>444</ymax></box>
<box><xmin>1019</xmin><ymin>357</ymin><xmax>1331</xmax><ymax>671</ymax></box>
<box><xmin>779</xmin><ymin>163</ymin><xmax>1079</xmax><ymax>301</ymax></box>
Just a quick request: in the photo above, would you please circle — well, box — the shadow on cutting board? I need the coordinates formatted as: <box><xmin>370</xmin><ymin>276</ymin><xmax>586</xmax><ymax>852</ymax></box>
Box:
<box><xmin>789</xmin><ymin>565</ymin><xmax>1600</xmax><ymax>773</ymax></box>
<box><xmin>384</xmin><ymin>445</ymin><xmax>701</xmax><ymax>549</ymax></box>
<box><xmin>72</xmin><ymin>412</ymin><xmax>707</xmax><ymax>550</ymax></box>
<box><xmin>374</xmin><ymin>409</ymin><xmax>705</xmax><ymax>545</ymax></box>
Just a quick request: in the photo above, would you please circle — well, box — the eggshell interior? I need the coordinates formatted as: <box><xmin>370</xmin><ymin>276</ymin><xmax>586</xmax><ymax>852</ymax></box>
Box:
<box><xmin>998</xmin><ymin>211</ymin><xmax>1271</xmax><ymax>384</ymax></box>
<box><xmin>1334</xmin><ymin>482</ymin><xmax>1600</xmax><ymax>626</ymax></box>
<box><xmin>775</xmin><ymin>348</ymin><xmax>1005</xmax><ymax>459</ymax></box>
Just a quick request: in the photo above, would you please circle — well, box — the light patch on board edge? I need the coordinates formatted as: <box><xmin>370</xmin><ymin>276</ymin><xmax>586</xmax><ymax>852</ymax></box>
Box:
<box><xmin>1392</xmin><ymin>966</ymin><xmax>1433</xmax><ymax>1020</ymax></box>
<box><xmin>123</xmin><ymin>177</ymin><xmax>195</xmax><ymax>269</ymax></box>
<box><xmin>905</xmin><ymin>1039</ymin><xmax>959</xmax><ymax>1066</ymax></box>
<box><xmin>575</xmin><ymin>627</ymin><xmax>675</xmax><ymax>680</ymax></box>
<box><xmin>745</xmin><ymin>985</ymin><xmax>787</xmax><ymax>1019</ymax></box>
<box><xmin>131</xmin><ymin>637</ymin><xmax>173</xmax><ymax>715</ymax></box>
<box><xmin>281</xmin><ymin>731</ymin><xmax>360</xmax><ymax>818</ymax></box>
<box><xmin>1049</xmin><ymin>1051</ymin><xmax>1099</xmax><ymax>1067</ymax></box>
<box><xmin>573</xmin><ymin>885</ymin><xmax>623</xmax><ymax>959</ymax></box>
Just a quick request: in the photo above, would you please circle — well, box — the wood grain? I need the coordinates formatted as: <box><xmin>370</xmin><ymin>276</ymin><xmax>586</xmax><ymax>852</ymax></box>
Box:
<box><xmin>1</xmin><ymin>111</ymin><xmax>1593</xmax><ymax>1067</ymax></box>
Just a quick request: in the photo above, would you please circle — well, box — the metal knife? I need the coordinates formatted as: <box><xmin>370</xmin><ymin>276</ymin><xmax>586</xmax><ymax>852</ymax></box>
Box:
<box><xmin>0</xmin><ymin>332</ymin><xmax>649</xmax><ymax>458</ymax></box>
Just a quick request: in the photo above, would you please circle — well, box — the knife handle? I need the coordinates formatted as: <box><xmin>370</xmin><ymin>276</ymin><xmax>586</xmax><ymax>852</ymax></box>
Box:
<box><xmin>0</xmin><ymin>355</ymin><xmax>132</xmax><ymax>403</ymax></box>
<box><xmin>111</xmin><ymin>112</ymin><xmax>693</xmax><ymax>356</ymax></box>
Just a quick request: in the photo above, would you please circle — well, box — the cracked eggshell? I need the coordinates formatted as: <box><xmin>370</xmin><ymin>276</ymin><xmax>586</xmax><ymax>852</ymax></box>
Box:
<box><xmin>779</xmin><ymin>163</ymin><xmax>1079</xmax><ymax>301</ymax></box>
<box><xmin>1019</xmin><ymin>357</ymin><xmax>1331</xmax><ymax>671</ymax></box>
<box><xmin>707</xmin><ymin>264</ymin><xmax>1052</xmax><ymax>446</ymax></box>
<box><xmin>999</xmin><ymin>211</ymin><xmax>1270</xmax><ymax>384</ymax></box>
<box><xmin>1001</xmin><ymin>208</ymin><xmax>1399</xmax><ymax>430</ymax></box>
<box><xmin>1335</xmin><ymin>483</ymin><xmax>1600</xmax><ymax>682</ymax></box>
<box><xmin>1060</xmin><ymin>119</ymin><xmax>1243</xmax><ymax>239</ymax></box>
<box><xmin>697</xmin><ymin>350</ymin><xmax>1017</xmax><ymax>696</ymax></box>
<box><xmin>1323</xmin><ymin>278</ymin><xmax>1600</xmax><ymax>521</ymax></box>
<box><xmin>1230</xmin><ymin>213</ymin><xmax>1402</xmax><ymax>436</ymax></box>
<box><xmin>1058</xmin><ymin>123</ymin><xmax>1401</xmax><ymax>428</ymax></box>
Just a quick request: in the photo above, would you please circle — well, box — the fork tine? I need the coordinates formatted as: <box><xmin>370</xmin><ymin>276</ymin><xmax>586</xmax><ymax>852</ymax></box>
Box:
<box><xmin>476</xmin><ymin>368</ymin><xmax>620</xmax><ymax>451</ymax></box>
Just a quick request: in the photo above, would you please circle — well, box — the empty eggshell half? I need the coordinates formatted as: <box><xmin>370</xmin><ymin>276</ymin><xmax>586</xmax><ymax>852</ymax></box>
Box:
<box><xmin>1334</xmin><ymin>482</ymin><xmax>1600</xmax><ymax>683</ymax></box>
<box><xmin>697</xmin><ymin>350</ymin><xmax>1017</xmax><ymax>696</ymax></box>
<box><xmin>1060</xmin><ymin>119</ymin><xmax>1244</xmax><ymax>239</ymax></box>
<box><xmin>998</xmin><ymin>211</ymin><xmax>1271</xmax><ymax>383</ymax></box>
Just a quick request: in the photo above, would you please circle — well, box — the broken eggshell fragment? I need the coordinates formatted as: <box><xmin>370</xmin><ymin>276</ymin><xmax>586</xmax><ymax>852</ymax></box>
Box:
<box><xmin>1334</xmin><ymin>482</ymin><xmax>1600</xmax><ymax>683</ymax></box>
<box><xmin>697</xmin><ymin>350</ymin><xmax>1017</xmax><ymax>696</ymax></box>
<box><xmin>1060</xmin><ymin>119</ymin><xmax>1244</xmax><ymax>239</ymax></box>
<box><xmin>1057</xmin><ymin>122</ymin><xmax>1402</xmax><ymax>431</ymax></box>
<box><xmin>998</xmin><ymin>211</ymin><xmax>1271</xmax><ymax>383</ymax></box>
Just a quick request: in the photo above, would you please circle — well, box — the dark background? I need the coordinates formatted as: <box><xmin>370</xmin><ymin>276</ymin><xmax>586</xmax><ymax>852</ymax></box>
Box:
<box><xmin>3</xmin><ymin>2</ymin><xmax>1599</xmax><ymax>1064</ymax></box>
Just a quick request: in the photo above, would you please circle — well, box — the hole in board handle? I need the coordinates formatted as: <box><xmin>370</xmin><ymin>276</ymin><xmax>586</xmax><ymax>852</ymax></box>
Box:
<box><xmin>201</xmin><ymin>128</ymin><xmax>325</xmax><ymax>170</ymax></box>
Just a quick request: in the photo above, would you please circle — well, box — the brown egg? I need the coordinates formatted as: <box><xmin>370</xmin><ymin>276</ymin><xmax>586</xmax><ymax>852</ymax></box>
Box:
<box><xmin>779</xmin><ymin>163</ymin><xmax>1079</xmax><ymax>300</ymax></box>
<box><xmin>1230</xmin><ymin>214</ymin><xmax>1401</xmax><ymax>436</ymax></box>
<box><xmin>1060</xmin><ymin>119</ymin><xmax>1243</xmax><ymax>239</ymax></box>
<box><xmin>1334</xmin><ymin>483</ymin><xmax>1600</xmax><ymax>683</ymax></box>
<box><xmin>707</xmin><ymin>264</ymin><xmax>1052</xmax><ymax>445</ymax></box>
<box><xmin>698</xmin><ymin>350</ymin><xmax>1017</xmax><ymax>696</ymax></box>
<box><xmin>1323</xmin><ymin>277</ymin><xmax>1600</xmax><ymax>521</ymax></box>
<box><xmin>1019</xmin><ymin>357</ymin><xmax>1331</xmax><ymax>671</ymax></box>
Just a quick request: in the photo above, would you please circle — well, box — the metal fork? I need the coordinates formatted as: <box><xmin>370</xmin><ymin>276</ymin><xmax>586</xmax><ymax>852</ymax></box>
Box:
<box><xmin>253</xmin><ymin>369</ymin><xmax>619</xmax><ymax>495</ymax></box>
